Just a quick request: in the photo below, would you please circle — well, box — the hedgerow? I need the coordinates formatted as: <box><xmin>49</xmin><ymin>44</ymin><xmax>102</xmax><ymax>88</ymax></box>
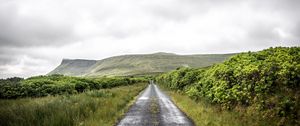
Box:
<box><xmin>156</xmin><ymin>47</ymin><xmax>300</xmax><ymax>125</ymax></box>
<box><xmin>0</xmin><ymin>75</ymin><xmax>147</xmax><ymax>98</ymax></box>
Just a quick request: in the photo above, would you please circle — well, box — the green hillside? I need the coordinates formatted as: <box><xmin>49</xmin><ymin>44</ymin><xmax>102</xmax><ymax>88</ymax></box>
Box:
<box><xmin>49</xmin><ymin>52</ymin><xmax>235</xmax><ymax>77</ymax></box>
<box><xmin>48</xmin><ymin>59</ymin><xmax>97</xmax><ymax>76</ymax></box>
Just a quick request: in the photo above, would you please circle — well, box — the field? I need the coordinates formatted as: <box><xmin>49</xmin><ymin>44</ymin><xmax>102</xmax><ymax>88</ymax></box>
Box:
<box><xmin>0</xmin><ymin>83</ymin><xmax>147</xmax><ymax>126</ymax></box>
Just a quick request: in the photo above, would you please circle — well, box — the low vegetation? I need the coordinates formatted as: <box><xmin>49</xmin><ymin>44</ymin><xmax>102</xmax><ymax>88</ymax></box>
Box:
<box><xmin>0</xmin><ymin>75</ymin><xmax>147</xmax><ymax>98</ymax></box>
<box><xmin>163</xmin><ymin>88</ymin><xmax>272</xmax><ymax>126</ymax></box>
<box><xmin>0</xmin><ymin>83</ymin><xmax>147</xmax><ymax>126</ymax></box>
<box><xmin>156</xmin><ymin>47</ymin><xmax>300</xmax><ymax>125</ymax></box>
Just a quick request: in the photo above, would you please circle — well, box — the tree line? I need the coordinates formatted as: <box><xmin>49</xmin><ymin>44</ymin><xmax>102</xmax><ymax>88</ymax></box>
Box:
<box><xmin>0</xmin><ymin>75</ymin><xmax>147</xmax><ymax>98</ymax></box>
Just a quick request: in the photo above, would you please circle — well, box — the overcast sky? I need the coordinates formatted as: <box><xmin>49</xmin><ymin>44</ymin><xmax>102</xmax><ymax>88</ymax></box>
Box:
<box><xmin>0</xmin><ymin>0</ymin><xmax>299</xmax><ymax>78</ymax></box>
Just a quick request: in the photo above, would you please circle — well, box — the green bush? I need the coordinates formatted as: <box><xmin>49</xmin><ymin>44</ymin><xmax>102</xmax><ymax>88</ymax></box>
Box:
<box><xmin>156</xmin><ymin>47</ymin><xmax>300</xmax><ymax>125</ymax></box>
<box><xmin>0</xmin><ymin>75</ymin><xmax>147</xmax><ymax>99</ymax></box>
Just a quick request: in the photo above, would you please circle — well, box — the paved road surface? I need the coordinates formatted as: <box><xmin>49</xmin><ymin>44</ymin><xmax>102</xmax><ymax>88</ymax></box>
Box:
<box><xmin>117</xmin><ymin>83</ymin><xmax>194</xmax><ymax>126</ymax></box>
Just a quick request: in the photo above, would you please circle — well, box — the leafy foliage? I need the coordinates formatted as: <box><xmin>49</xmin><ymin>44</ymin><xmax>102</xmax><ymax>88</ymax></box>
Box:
<box><xmin>0</xmin><ymin>74</ymin><xmax>147</xmax><ymax>98</ymax></box>
<box><xmin>156</xmin><ymin>47</ymin><xmax>300</xmax><ymax>125</ymax></box>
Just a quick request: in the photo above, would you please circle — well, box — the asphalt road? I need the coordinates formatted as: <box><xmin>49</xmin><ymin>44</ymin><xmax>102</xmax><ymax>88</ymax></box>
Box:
<box><xmin>117</xmin><ymin>83</ymin><xmax>194</xmax><ymax>126</ymax></box>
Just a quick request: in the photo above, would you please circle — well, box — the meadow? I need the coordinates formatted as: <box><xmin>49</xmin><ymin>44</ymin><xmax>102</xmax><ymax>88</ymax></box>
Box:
<box><xmin>0</xmin><ymin>83</ymin><xmax>147</xmax><ymax>126</ymax></box>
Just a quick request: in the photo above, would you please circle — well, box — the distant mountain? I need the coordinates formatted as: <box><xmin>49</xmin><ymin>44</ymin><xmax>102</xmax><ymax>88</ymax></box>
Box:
<box><xmin>48</xmin><ymin>52</ymin><xmax>235</xmax><ymax>77</ymax></box>
<box><xmin>48</xmin><ymin>59</ymin><xmax>97</xmax><ymax>76</ymax></box>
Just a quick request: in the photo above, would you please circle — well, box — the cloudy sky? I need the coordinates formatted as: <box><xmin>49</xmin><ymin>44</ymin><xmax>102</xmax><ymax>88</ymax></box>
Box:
<box><xmin>0</xmin><ymin>0</ymin><xmax>299</xmax><ymax>78</ymax></box>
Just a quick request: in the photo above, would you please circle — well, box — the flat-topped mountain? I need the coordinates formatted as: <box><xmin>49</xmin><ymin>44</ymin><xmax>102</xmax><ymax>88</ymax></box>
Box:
<box><xmin>48</xmin><ymin>52</ymin><xmax>235</xmax><ymax>76</ymax></box>
<box><xmin>48</xmin><ymin>59</ymin><xmax>97</xmax><ymax>76</ymax></box>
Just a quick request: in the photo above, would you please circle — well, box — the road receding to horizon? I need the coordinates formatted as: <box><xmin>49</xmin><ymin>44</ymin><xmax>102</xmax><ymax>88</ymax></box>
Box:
<box><xmin>117</xmin><ymin>83</ymin><xmax>194</xmax><ymax>126</ymax></box>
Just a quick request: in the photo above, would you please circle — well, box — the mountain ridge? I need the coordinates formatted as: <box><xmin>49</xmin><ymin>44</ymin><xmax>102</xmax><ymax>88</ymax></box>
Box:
<box><xmin>49</xmin><ymin>52</ymin><xmax>236</xmax><ymax>76</ymax></box>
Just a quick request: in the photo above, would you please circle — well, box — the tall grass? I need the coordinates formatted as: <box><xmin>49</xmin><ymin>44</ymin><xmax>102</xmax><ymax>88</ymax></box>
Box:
<box><xmin>161</xmin><ymin>88</ymin><xmax>276</xmax><ymax>126</ymax></box>
<box><xmin>0</xmin><ymin>83</ymin><xmax>147</xmax><ymax>126</ymax></box>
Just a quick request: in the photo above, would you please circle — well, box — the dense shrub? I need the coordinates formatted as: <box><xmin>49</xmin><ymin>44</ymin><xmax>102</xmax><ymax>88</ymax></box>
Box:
<box><xmin>156</xmin><ymin>47</ymin><xmax>300</xmax><ymax>125</ymax></box>
<box><xmin>0</xmin><ymin>75</ymin><xmax>147</xmax><ymax>98</ymax></box>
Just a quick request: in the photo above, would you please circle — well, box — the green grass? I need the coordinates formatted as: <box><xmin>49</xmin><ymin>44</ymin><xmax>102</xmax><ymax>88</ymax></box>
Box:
<box><xmin>162</xmin><ymin>88</ymin><xmax>276</xmax><ymax>126</ymax></box>
<box><xmin>0</xmin><ymin>83</ymin><xmax>147</xmax><ymax>126</ymax></box>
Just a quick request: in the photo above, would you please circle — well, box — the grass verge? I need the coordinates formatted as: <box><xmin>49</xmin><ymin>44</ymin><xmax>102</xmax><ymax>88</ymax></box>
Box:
<box><xmin>161</xmin><ymin>88</ymin><xmax>275</xmax><ymax>126</ymax></box>
<box><xmin>0</xmin><ymin>83</ymin><xmax>147</xmax><ymax>126</ymax></box>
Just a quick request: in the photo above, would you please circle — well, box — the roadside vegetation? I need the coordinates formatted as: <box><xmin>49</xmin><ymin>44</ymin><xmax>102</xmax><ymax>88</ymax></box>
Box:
<box><xmin>156</xmin><ymin>47</ymin><xmax>300</xmax><ymax>125</ymax></box>
<box><xmin>163</xmin><ymin>88</ymin><xmax>273</xmax><ymax>126</ymax></box>
<box><xmin>0</xmin><ymin>83</ymin><xmax>147</xmax><ymax>126</ymax></box>
<box><xmin>0</xmin><ymin>75</ymin><xmax>147</xmax><ymax>98</ymax></box>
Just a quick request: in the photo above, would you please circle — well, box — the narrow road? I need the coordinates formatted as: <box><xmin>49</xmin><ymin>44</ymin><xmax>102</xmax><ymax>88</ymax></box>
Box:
<box><xmin>117</xmin><ymin>83</ymin><xmax>194</xmax><ymax>126</ymax></box>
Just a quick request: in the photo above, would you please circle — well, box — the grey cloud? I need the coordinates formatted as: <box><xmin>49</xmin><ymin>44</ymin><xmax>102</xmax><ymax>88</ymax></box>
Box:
<box><xmin>0</xmin><ymin>1</ymin><xmax>77</xmax><ymax>48</ymax></box>
<box><xmin>0</xmin><ymin>46</ymin><xmax>51</xmax><ymax>67</ymax></box>
<box><xmin>291</xmin><ymin>22</ymin><xmax>300</xmax><ymax>40</ymax></box>
<box><xmin>253</xmin><ymin>0</ymin><xmax>300</xmax><ymax>12</ymax></box>
<box><xmin>0</xmin><ymin>46</ymin><xmax>54</xmax><ymax>79</ymax></box>
<box><xmin>146</xmin><ymin>4</ymin><xmax>190</xmax><ymax>22</ymax></box>
<box><xmin>0</xmin><ymin>47</ymin><xmax>27</xmax><ymax>65</ymax></box>
<box><xmin>0</xmin><ymin>55</ymin><xmax>15</xmax><ymax>65</ymax></box>
<box><xmin>247</xmin><ymin>23</ymin><xmax>281</xmax><ymax>43</ymax></box>
<box><xmin>0</xmin><ymin>47</ymin><xmax>18</xmax><ymax>65</ymax></box>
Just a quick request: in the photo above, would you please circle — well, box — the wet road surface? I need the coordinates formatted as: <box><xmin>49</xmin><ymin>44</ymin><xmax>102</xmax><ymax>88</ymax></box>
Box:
<box><xmin>117</xmin><ymin>83</ymin><xmax>194</xmax><ymax>126</ymax></box>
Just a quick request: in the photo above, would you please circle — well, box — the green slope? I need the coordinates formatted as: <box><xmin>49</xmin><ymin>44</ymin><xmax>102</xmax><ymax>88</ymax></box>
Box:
<box><xmin>48</xmin><ymin>59</ymin><xmax>97</xmax><ymax>76</ymax></box>
<box><xmin>49</xmin><ymin>52</ymin><xmax>235</xmax><ymax>77</ymax></box>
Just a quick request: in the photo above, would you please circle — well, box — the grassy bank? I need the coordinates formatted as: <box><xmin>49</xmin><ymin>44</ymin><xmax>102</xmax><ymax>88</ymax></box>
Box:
<box><xmin>0</xmin><ymin>83</ymin><xmax>147</xmax><ymax>126</ymax></box>
<box><xmin>162</xmin><ymin>88</ymin><xmax>274</xmax><ymax>126</ymax></box>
